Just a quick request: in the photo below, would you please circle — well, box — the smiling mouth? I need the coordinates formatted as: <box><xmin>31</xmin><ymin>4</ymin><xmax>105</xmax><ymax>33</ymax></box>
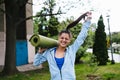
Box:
<box><xmin>61</xmin><ymin>42</ymin><xmax>67</xmax><ymax>46</ymax></box>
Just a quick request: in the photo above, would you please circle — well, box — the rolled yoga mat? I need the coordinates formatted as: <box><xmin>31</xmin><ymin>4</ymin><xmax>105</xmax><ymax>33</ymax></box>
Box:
<box><xmin>29</xmin><ymin>34</ymin><xmax>58</xmax><ymax>48</ymax></box>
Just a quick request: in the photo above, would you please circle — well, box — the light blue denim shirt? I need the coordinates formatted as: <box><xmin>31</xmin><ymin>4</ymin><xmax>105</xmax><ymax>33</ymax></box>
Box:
<box><xmin>33</xmin><ymin>20</ymin><xmax>91</xmax><ymax>80</ymax></box>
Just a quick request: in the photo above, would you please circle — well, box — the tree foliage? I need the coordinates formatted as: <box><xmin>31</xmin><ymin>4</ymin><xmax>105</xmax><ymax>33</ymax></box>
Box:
<box><xmin>93</xmin><ymin>15</ymin><xmax>108</xmax><ymax>65</ymax></box>
<box><xmin>33</xmin><ymin>0</ymin><xmax>61</xmax><ymax>37</ymax></box>
<box><xmin>111</xmin><ymin>32</ymin><xmax>120</xmax><ymax>44</ymax></box>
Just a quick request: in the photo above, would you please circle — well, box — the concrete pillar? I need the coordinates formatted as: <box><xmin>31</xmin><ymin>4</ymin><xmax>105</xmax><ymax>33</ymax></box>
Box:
<box><xmin>0</xmin><ymin>4</ymin><xmax>5</xmax><ymax>65</ymax></box>
<box><xmin>26</xmin><ymin>0</ymin><xmax>35</xmax><ymax>63</ymax></box>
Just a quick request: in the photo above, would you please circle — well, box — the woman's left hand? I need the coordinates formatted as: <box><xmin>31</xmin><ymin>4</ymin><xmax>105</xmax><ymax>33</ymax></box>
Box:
<box><xmin>86</xmin><ymin>12</ymin><xmax>92</xmax><ymax>20</ymax></box>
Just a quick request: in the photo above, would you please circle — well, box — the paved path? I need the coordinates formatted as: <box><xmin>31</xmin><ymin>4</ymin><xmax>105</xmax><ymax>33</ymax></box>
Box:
<box><xmin>17</xmin><ymin>63</ymin><xmax>43</xmax><ymax>72</ymax></box>
<box><xmin>0</xmin><ymin>64</ymin><xmax>42</xmax><ymax>72</ymax></box>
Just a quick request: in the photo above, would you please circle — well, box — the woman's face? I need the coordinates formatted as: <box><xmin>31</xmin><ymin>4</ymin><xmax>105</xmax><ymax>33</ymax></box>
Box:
<box><xmin>58</xmin><ymin>33</ymin><xmax>71</xmax><ymax>48</ymax></box>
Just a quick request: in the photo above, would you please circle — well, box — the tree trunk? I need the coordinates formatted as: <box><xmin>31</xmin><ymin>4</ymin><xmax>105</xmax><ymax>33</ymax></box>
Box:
<box><xmin>2</xmin><ymin>0</ymin><xmax>19</xmax><ymax>75</ymax></box>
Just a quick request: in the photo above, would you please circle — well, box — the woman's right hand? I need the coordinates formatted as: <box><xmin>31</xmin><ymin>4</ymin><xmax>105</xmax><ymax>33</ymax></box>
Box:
<box><xmin>38</xmin><ymin>47</ymin><xmax>47</xmax><ymax>53</ymax></box>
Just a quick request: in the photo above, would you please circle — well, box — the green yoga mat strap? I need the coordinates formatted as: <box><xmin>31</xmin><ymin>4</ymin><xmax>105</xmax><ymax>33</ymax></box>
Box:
<box><xmin>29</xmin><ymin>34</ymin><xmax>58</xmax><ymax>48</ymax></box>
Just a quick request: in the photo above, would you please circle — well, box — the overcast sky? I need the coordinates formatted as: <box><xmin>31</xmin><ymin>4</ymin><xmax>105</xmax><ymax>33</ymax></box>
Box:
<box><xmin>33</xmin><ymin>0</ymin><xmax>120</xmax><ymax>33</ymax></box>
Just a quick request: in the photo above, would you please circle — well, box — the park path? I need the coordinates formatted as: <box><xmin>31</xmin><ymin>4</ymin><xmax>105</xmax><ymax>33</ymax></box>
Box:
<box><xmin>0</xmin><ymin>64</ymin><xmax>42</xmax><ymax>72</ymax></box>
<box><xmin>17</xmin><ymin>63</ymin><xmax>42</xmax><ymax>72</ymax></box>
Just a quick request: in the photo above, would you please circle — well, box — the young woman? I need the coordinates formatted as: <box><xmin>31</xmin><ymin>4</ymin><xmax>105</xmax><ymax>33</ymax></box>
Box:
<box><xmin>33</xmin><ymin>12</ymin><xmax>92</xmax><ymax>80</ymax></box>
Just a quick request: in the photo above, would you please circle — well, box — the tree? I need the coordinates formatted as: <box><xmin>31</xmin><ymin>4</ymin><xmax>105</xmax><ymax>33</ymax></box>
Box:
<box><xmin>34</xmin><ymin>0</ymin><xmax>61</xmax><ymax>37</ymax></box>
<box><xmin>1</xmin><ymin>0</ymin><xmax>28</xmax><ymax>75</ymax></box>
<box><xmin>93</xmin><ymin>15</ymin><xmax>108</xmax><ymax>65</ymax></box>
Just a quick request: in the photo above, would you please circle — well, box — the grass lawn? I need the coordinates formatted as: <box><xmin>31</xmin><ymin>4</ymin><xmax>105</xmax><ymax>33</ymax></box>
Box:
<box><xmin>0</xmin><ymin>53</ymin><xmax>120</xmax><ymax>80</ymax></box>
